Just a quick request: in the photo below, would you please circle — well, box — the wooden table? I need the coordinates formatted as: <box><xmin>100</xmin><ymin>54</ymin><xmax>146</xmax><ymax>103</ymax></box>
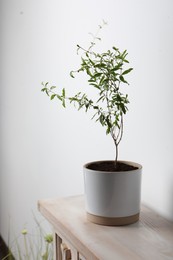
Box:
<box><xmin>38</xmin><ymin>195</ymin><xmax>173</xmax><ymax>260</ymax></box>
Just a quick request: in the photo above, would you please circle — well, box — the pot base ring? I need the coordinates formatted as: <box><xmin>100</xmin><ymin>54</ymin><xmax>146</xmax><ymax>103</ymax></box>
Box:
<box><xmin>87</xmin><ymin>212</ymin><xmax>139</xmax><ymax>226</ymax></box>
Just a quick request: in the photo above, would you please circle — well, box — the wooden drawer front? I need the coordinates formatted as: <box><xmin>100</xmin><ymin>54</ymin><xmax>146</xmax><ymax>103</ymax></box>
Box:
<box><xmin>61</xmin><ymin>243</ymin><xmax>71</xmax><ymax>260</ymax></box>
<box><xmin>55</xmin><ymin>233</ymin><xmax>87</xmax><ymax>260</ymax></box>
<box><xmin>55</xmin><ymin>233</ymin><xmax>78</xmax><ymax>260</ymax></box>
<box><xmin>60</xmin><ymin>239</ymin><xmax>87</xmax><ymax>260</ymax></box>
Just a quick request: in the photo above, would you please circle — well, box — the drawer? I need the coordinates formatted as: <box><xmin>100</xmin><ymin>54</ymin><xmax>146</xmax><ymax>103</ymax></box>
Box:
<box><xmin>61</xmin><ymin>243</ymin><xmax>72</xmax><ymax>260</ymax></box>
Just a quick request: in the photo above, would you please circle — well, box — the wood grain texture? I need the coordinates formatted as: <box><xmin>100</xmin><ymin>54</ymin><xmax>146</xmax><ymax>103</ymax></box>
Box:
<box><xmin>38</xmin><ymin>195</ymin><xmax>173</xmax><ymax>260</ymax></box>
<box><xmin>87</xmin><ymin>212</ymin><xmax>139</xmax><ymax>226</ymax></box>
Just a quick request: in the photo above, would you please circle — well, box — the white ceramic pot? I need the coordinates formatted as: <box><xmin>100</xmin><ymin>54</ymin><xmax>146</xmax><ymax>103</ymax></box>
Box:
<box><xmin>83</xmin><ymin>160</ymin><xmax>142</xmax><ymax>226</ymax></box>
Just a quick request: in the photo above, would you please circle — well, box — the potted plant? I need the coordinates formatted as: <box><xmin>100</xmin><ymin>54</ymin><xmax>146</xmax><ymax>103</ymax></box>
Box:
<box><xmin>41</xmin><ymin>21</ymin><xmax>142</xmax><ymax>226</ymax></box>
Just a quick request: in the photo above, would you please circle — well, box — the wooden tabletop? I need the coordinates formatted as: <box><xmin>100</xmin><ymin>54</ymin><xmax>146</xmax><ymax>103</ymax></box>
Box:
<box><xmin>38</xmin><ymin>195</ymin><xmax>173</xmax><ymax>260</ymax></box>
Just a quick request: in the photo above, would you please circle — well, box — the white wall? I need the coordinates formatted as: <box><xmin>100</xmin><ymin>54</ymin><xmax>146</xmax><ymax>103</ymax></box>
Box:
<box><xmin>0</xmin><ymin>0</ymin><xmax>173</xmax><ymax>248</ymax></box>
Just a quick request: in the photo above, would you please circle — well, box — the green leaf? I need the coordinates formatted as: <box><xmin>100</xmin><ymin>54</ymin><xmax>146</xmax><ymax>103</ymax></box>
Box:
<box><xmin>50</xmin><ymin>86</ymin><xmax>57</xmax><ymax>90</ymax></box>
<box><xmin>50</xmin><ymin>94</ymin><xmax>56</xmax><ymax>100</ymax></box>
<box><xmin>89</xmin><ymin>83</ymin><xmax>100</xmax><ymax>90</ymax></box>
<box><xmin>120</xmin><ymin>103</ymin><xmax>126</xmax><ymax>114</ymax></box>
<box><xmin>99</xmin><ymin>75</ymin><xmax>105</xmax><ymax>85</ymax></box>
<box><xmin>93</xmin><ymin>72</ymin><xmax>102</xmax><ymax>78</ymax></box>
<box><xmin>95</xmin><ymin>63</ymin><xmax>106</xmax><ymax>68</ymax></box>
<box><xmin>97</xmin><ymin>95</ymin><xmax>105</xmax><ymax>103</ymax></box>
<box><xmin>86</xmin><ymin>68</ymin><xmax>92</xmax><ymax>77</ymax></box>
<box><xmin>111</xmin><ymin>64</ymin><xmax>122</xmax><ymax>71</ymax></box>
<box><xmin>62</xmin><ymin>88</ymin><xmax>65</xmax><ymax>98</ymax></box>
<box><xmin>91</xmin><ymin>111</ymin><xmax>98</xmax><ymax>120</ymax></box>
<box><xmin>88</xmin><ymin>79</ymin><xmax>95</xmax><ymax>83</ymax></box>
<box><xmin>62</xmin><ymin>99</ymin><xmax>66</xmax><ymax>108</ymax></box>
<box><xmin>99</xmin><ymin>114</ymin><xmax>105</xmax><ymax>126</ymax></box>
<box><xmin>89</xmin><ymin>58</ymin><xmax>95</xmax><ymax>66</ymax></box>
<box><xmin>106</xmin><ymin>128</ymin><xmax>110</xmax><ymax>135</ymax></box>
<box><xmin>81</xmin><ymin>58</ymin><xmax>87</xmax><ymax>66</ymax></box>
<box><xmin>121</xmin><ymin>50</ymin><xmax>128</xmax><ymax>60</ymax></box>
<box><xmin>45</xmin><ymin>89</ymin><xmax>49</xmax><ymax>96</ymax></box>
<box><xmin>122</xmin><ymin>68</ymin><xmax>133</xmax><ymax>75</ymax></box>
<box><xmin>119</xmin><ymin>75</ymin><xmax>128</xmax><ymax>84</ymax></box>
<box><xmin>78</xmin><ymin>103</ymin><xmax>84</xmax><ymax>110</ymax></box>
<box><xmin>57</xmin><ymin>95</ymin><xmax>62</xmax><ymax>101</ymax></box>
<box><xmin>102</xmin><ymin>78</ymin><xmax>109</xmax><ymax>85</ymax></box>
<box><xmin>70</xmin><ymin>71</ymin><xmax>75</xmax><ymax>78</ymax></box>
<box><xmin>112</xmin><ymin>46</ymin><xmax>119</xmax><ymax>51</ymax></box>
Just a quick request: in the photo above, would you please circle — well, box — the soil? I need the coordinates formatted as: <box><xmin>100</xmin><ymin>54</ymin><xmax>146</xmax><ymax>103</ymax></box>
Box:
<box><xmin>86</xmin><ymin>161</ymin><xmax>138</xmax><ymax>172</ymax></box>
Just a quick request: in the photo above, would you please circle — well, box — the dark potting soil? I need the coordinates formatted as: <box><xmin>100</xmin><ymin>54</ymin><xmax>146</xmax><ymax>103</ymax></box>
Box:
<box><xmin>86</xmin><ymin>161</ymin><xmax>138</xmax><ymax>172</ymax></box>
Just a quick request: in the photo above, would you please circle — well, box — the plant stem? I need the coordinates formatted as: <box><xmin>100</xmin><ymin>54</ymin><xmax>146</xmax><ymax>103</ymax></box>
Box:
<box><xmin>115</xmin><ymin>142</ymin><xmax>118</xmax><ymax>166</ymax></box>
<box><xmin>23</xmin><ymin>235</ymin><xmax>29</xmax><ymax>260</ymax></box>
<box><xmin>117</xmin><ymin>114</ymin><xmax>123</xmax><ymax>145</ymax></box>
<box><xmin>2</xmin><ymin>253</ymin><xmax>12</xmax><ymax>260</ymax></box>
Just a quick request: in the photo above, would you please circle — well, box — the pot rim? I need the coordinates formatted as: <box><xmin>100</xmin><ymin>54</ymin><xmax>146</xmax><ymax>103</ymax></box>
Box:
<box><xmin>83</xmin><ymin>160</ymin><xmax>142</xmax><ymax>173</ymax></box>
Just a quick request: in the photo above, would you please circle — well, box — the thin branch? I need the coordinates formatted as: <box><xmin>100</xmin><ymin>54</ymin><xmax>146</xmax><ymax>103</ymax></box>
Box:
<box><xmin>117</xmin><ymin>114</ymin><xmax>123</xmax><ymax>145</ymax></box>
<box><xmin>88</xmin><ymin>20</ymin><xmax>107</xmax><ymax>51</ymax></box>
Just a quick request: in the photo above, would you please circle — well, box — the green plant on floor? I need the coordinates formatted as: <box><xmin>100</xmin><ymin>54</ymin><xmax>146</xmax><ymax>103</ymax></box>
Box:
<box><xmin>41</xmin><ymin>21</ymin><xmax>133</xmax><ymax>166</ymax></box>
<box><xmin>3</xmin><ymin>217</ymin><xmax>53</xmax><ymax>260</ymax></box>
